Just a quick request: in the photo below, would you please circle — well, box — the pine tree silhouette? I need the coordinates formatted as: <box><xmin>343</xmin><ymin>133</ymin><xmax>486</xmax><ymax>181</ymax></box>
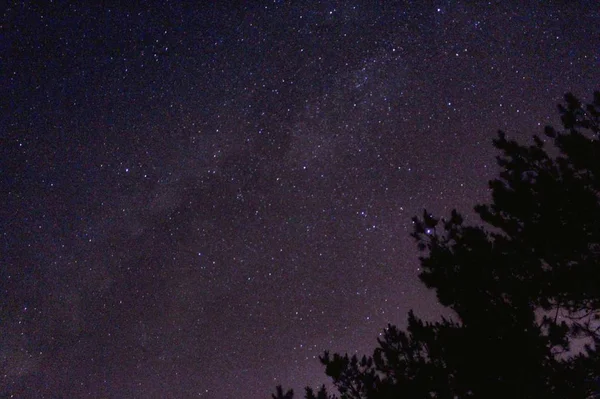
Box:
<box><xmin>272</xmin><ymin>385</ymin><xmax>294</xmax><ymax>399</ymax></box>
<box><xmin>271</xmin><ymin>91</ymin><xmax>600</xmax><ymax>398</ymax></box>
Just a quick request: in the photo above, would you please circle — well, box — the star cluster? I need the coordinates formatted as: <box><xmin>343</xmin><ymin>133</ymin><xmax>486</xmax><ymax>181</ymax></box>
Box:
<box><xmin>3</xmin><ymin>2</ymin><xmax>599</xmax><ymax>397</ymax></box>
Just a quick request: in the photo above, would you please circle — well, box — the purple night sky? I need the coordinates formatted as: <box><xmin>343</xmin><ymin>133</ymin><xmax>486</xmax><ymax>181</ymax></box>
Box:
<box><xmin>3</xmin><ymin>1</ymin><xmax>599</xmax><ymax>397</ymax></box>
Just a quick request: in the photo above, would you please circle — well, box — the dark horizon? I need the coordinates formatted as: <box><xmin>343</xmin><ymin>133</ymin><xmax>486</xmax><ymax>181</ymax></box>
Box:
<box><xmin>3</xmin><ymin>1</ymin><xmax>599</xmax><ymax>397</ymax></box>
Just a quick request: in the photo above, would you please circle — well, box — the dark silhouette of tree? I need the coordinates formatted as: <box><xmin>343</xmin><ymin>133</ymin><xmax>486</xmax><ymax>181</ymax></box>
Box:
<box><xmin>271</xmin><ymin>91</ymin><xmax>600</xmax><ymax>398</ymax></box>
<box><xmin>272</xmin><ymin>385</ymin><xmax>294</xmax><ymax>399</ymax></box>
<box><xmin>305</xmin><ymin>385</ymin><xmax>336</xmax><ymax>399</ymax></box>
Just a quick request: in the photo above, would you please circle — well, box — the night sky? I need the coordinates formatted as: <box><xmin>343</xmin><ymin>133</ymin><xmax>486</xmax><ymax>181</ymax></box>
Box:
<box><xmin>2</xmin><ymin>1</ymin><xmax>599</xmax><ymax>397</ymax></box>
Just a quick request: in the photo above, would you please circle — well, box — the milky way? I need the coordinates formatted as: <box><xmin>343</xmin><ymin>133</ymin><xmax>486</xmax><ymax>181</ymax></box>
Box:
<box><xmin>3</xmin><ymin>2</ymin><xmax>599</xmax><ymax>397</ymax></box>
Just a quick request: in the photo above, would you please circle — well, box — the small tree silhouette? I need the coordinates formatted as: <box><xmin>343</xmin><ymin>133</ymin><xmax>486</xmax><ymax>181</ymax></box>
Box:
<box><xmin>272</xmin><ymin>385</ymin><xmax>294</xmax><ymax>399</ymax></box>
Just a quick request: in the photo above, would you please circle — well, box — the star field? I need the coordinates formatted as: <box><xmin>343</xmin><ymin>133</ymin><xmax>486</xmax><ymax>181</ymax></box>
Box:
<box><xmin>3</xmin><ymin>1</ymin><xmax>599</xmax><ymax>397</ymax></box>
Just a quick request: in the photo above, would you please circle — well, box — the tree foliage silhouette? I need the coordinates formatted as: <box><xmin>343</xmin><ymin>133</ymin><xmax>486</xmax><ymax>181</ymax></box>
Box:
<box><xmin>271</xmin><ymin>91</ymin><xmax>600</xmax><ymax>398</ymax></box>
